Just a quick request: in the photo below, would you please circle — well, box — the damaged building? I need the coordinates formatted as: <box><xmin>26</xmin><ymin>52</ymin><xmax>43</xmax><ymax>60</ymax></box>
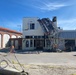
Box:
<box><xmin>22</xmin><ymin>16</ymin><xmax>76</xmax><ymax>51</ymax></box>
<box><xmin>58</xmin><ymin>30</ymin><xmax>76</xmax><ymax>51</ymax></box>
<box><xmin>22</xmin><ymin>17</ymin><xmax>60</xmax><ymax>51</ymax></box>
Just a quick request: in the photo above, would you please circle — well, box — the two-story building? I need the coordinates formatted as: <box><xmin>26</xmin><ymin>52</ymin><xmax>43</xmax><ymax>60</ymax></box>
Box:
<box><xmin>22</xmin><ymin>17</ymin><xmax>58</xmax><ymax>50</ymax></box>
<box><xmin>22</xmin><ymin>17</ymin><xmax>76</xmax><ymax>52</ymax></box>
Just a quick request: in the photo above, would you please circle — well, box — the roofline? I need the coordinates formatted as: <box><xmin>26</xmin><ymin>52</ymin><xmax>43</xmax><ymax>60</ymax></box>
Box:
<box><xmin>0</xmin><ymin>27</ymin><xmax>22</xmax><ymax>34</ymax></box>
<box><xmin>23</xmin><ymin>17</ymin><xmax>39</xmax><ymax>19</ymax></box>
<box><xmin>60</xmin><ymin>30</ymin><xmax>76</xmax><ymax>32</ymax></box>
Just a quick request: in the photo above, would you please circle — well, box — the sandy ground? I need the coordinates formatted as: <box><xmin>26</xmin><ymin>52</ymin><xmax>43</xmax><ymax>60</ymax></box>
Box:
<box><xmin>10</xmin><ymin>64</ymin><xmax>76</xmax><ymax>75</ymax></box>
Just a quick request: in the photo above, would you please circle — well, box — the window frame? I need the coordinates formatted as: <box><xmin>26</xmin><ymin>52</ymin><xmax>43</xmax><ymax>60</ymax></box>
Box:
<box><xmin>30</xmin><ymin>23</ymin><xmax>35</xmax><ymax>29</ymax></box>
<box><xmin>26</xmin><ymin>40</ymin><xmax>29</xmax><ymax>47</ymax></box>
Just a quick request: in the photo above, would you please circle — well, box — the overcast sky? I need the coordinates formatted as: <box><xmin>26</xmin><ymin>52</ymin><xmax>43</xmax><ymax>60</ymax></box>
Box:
<box><xmin>0</xmin><ymin>0</ymin><xmax>76</xmax><ymax>31</ymax></box>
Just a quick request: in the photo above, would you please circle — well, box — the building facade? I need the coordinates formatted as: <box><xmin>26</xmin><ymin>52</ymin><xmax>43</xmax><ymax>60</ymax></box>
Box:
<box><xmin>0</xmin><ymin>27</ymin><xmax>22</xmax><ymax>49</ymax></box>
<box><xmin>10</xmin><ymin>38</ymin><xmax>22</xmax><ymax>50</ymax></box>
<box><xmin>22</xmin><ymin>17</ymin><xmax>76</xmax><ymax>51</ymax></box>
<box><xmin>22</xmin><ymin>17</ymin><xmax>58</xmax><ymax>50</ymax></box>
<box><xmin>58</xmin><ymin>30</ymin><xmax>76</xmax><ymax>51</ymax></box>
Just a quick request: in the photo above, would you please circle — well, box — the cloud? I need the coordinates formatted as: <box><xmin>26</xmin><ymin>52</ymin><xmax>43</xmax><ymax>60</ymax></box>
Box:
<box><xmin>58</xmin><ymin>19</ymin><xmax>76</xmax><ymax>30</ymax></box>
<box><xmin>10</xmin><ymin>0</ymin><xmax>69</xmax><ymax>11</ymax></box>
<box><xmin>34</xmin><ymin>1</ymin><xmax>67</xmax><ymax>11</ymax></box>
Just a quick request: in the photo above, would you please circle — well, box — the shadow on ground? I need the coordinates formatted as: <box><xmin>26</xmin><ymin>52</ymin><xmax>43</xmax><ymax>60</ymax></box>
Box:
<box><xmin>0</xmin><ymin>48</ymin><xmax>10</xmax><ymax>53</ymax></box>
<box><xmin>0</xmin><ymin>48</ymin><xmax>43</xmax><ymax>54</ymax></box>
<box><xmin>73</xmin><ymin>55</ymin><xmax>76</xmax><ymax>56</ymax></box>
<box><xmin>1</xmin><ymin>48</ymin><xmax>75</xmax><ymax>54</ymax></box>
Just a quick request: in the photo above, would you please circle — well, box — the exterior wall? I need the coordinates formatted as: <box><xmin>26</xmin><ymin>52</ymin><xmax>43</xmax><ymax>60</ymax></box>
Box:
<box><xmin>22</xmin><ymin>17</ymin><xmax>45</xmax><ymax>50</ymax></box>
<box><xmin>22</xmin><ymin>17</ymin><xmax>58</xmax><ymax>50</ymax></box>
<box><xmin>11</xmin><ymin>35</ymin><xmax>17</xmax><ymax>38</ymax></box>
<box><xmin>22</xmin><ymin>17</ymin><xmax>61</xmax><ymax>50</ymax></box>
<box><xmin>18</xmin><ymin>36</ymin><xmax>21</xmax><ymax>38</ymax></box>
<box><xmin>22</xmin><ymin>17</ymin><xmax>44</xmax><ymax>38</ymax></box>
<box><xmin>0</xmin><ymin>27</ymin><xmax>22</xmax><ymax>49</ymax></box>
<box><xmin>58</xmin><ymin>30</ymin><xmax>76</xmax><ymax>51</ymax></box>
<box><xmin>3</xmin><ymin>34</ymin><xmax>10</xmax><ymax>48</ymax></box>
<box><xmin>22</xmin><ymin>17</ymin><xmax>76</xmax><ymax>51</ymax></box>
<box><xmin>0</xmin><ymin>34</ymin><xmax>1</xmax><ymax>48</ymax></box>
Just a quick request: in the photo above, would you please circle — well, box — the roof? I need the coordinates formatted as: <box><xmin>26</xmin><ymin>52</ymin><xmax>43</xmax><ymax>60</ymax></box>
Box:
<box><xmin>0</xmin><ymin>27</ymin><xmax>22</xmax><ymax>34</ymax></box>
<box><xmin>59</xmin><ymin>30</ymin><xmax>76</xmax><ymax>39</ymax></box>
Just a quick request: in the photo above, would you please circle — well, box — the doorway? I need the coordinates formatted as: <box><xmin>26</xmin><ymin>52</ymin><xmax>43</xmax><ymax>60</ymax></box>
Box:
<box><xmin>34</xmin><ymin>39</ymin><xmax>44</xmax><ymax>50</ymax></box>
<box><xmin>65</xmin><ymin>40</ymin><xmax>75</xmax><ymax>51</ymax></box>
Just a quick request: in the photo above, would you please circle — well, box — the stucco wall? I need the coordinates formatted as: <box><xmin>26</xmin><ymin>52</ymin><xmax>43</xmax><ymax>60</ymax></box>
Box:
<box><xmin>0</xmin><ymin>27</ymin><xmax>22</xmax><ymax>48</ymax></box>
<box><xmin>22</xmin><ymin>17</ymin><xmax>44</xmax><ymax>38</ymax></box>
<box><xmin>0</xmin><ymin>34</ymin><xmax>1</xmax><ymax>48</ymax></box>
<box><xmin>3</xmin><ymin>34</ymin><xmax>10</xmax><ymax>48</ymax></box>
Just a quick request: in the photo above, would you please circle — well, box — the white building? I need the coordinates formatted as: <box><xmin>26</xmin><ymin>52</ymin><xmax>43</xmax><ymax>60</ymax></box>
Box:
<box><xmin>22</xmin><ymin>17</ymin><xmax>58</xmax><ymax>50</ymax></box>
<box><xmin>22</xmin><ymin>17</ymin><xmax>76</xmax><ymax>52</ymax></box>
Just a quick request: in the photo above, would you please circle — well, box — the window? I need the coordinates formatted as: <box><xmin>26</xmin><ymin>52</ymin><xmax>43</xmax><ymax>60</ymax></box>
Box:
<box><xmin>34</xmin><ymin>36</ymin><xmax>37</xmax><ymax>38</ymax></box>
<box><xmin>30</xmin><ymin>23</ymin><xmax>35</xmax><ymax>29</ymax></box>
<box><xmin>42</xmin><ymin>36</ymin><xmax>45</xmax><ymax>38</ymax></box>
<box><xmin>25</xmin><ymin>36</ymin><xmax>33</xmax><ymax>39</ymax></box>
<box><xmin>26</xmin><ymin>40</ymin><xmax>29</xmax><ymax>47</ymax></box>
<box><xmin>34</xmin><ymin>36</ymin><xmax>44</xmax><ymax>39</ymax></box>
<box><xmin>38</xmin><ymin>36</ymin><xmax>41</xmax><ymax>38</ymax></box>
<box><xmin>45</xmin><ymin>36</ymin><xmax>48</xmax><ymax>38</ymax></box>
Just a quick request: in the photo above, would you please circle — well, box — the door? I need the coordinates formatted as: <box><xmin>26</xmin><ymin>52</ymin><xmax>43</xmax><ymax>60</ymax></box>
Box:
<box><xmin>35</xmin><ymin>40</ymin><xmax>44</xmax><ymax>49</ymax></box>
<box><xmin>65</xmin><ymin>40</ymin><xmax>75</xmax><ymax>51</ymax></box>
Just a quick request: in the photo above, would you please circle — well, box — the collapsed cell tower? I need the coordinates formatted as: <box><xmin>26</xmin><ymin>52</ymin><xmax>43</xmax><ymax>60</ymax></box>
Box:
<box><xmin>38</xmin><ymin>16</ymin><xmax>59</xmax><ymax>50</ymax></box>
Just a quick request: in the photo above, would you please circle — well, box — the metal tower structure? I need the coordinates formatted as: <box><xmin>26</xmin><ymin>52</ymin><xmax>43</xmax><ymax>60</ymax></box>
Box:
<box><xmin>38</xmin><ymin>16</ymin><xmax>59</xmax><ymax>50</ymax></box>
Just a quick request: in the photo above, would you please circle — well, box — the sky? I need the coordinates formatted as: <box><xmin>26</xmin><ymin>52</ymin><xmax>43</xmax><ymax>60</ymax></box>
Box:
<box><xmin>0</xmin><ymin>0</ymin><xmax>76</xmax><ymax>32</ymax></box>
